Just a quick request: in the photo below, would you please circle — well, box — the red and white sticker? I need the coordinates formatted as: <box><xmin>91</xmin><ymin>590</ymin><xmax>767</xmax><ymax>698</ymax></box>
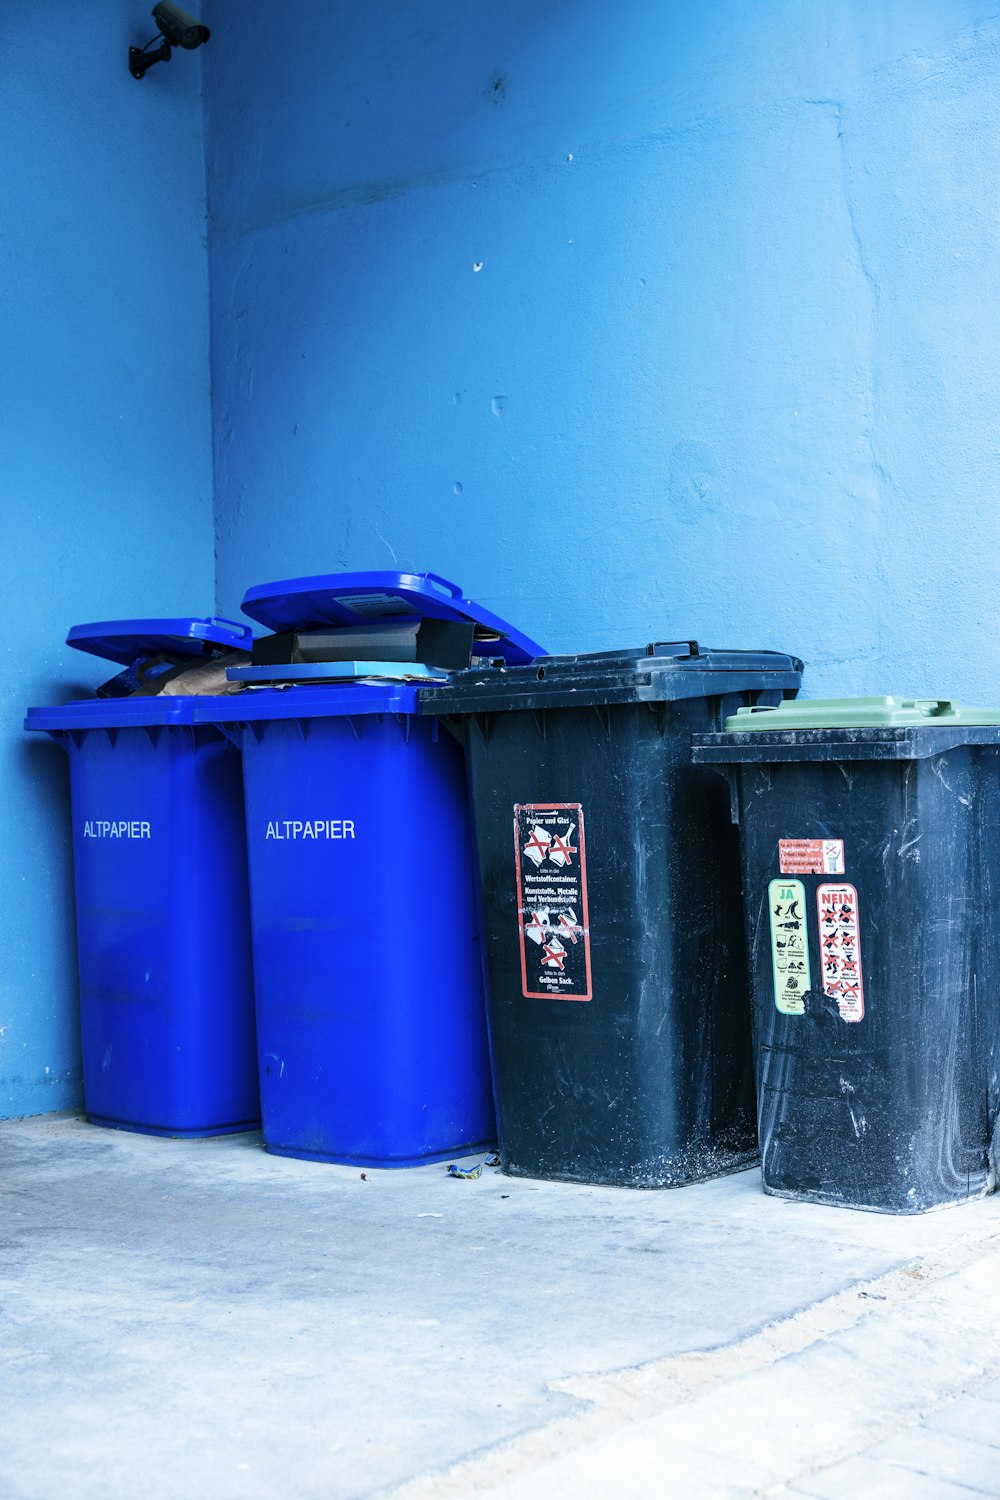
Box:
<box><xmin>780</xmin><ymin>838</ymin><xmax>845</xmax><ymax>875</ymax></box>
<box><xmin>817</xmin><ymin>883</ymin><xmax>864</xmax><ymax>1022</ymax></box>
<box><xmin>514</xmin><ymin>803</ymin><xmax>592</xmax><ymax>1001</ymax></box>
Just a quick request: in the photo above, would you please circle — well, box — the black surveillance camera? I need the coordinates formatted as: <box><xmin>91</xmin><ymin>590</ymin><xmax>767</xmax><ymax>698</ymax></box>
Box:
<box><xmin>152</xmin><ymin>3</ymin><xmax>210</xmax><ymax>50</ymax></box>
<box><xmin>129</xmin><ymin>3</ymin><xmax>210</xmax><ymax>79</ymax></box>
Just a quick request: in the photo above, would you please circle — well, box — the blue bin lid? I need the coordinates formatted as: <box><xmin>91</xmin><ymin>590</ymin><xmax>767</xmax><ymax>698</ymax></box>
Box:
<box><xmin>66</xmin><ymin>616</ymin><xmax>254</xmax><ymax>666</ymax></box>
<box><xmin>192</xmin><ymin>682</ymin><xmax>421</xmax><ymax>723</ymax></box>
<box><xmin>25</xmin><ymin>697</ymin><xmax>203</xmax><ymax>733</ymax></box>
<box><xmin>239</xmin><ymin>571</ymin><xmax>544</xmax><ymax>666</ymax></box>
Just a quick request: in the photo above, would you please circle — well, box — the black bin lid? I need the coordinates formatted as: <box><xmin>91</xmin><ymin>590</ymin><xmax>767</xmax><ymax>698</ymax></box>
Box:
<box><xmin>420</xmin><ymin>640</ymin><xmax>804</xmax><ymax>713</ymax></box>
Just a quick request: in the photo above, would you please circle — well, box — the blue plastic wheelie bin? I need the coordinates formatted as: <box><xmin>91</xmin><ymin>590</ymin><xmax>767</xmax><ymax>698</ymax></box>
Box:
<box><xmin>198</xmin><ymin>570</ymin><xmax>545</xmax><ymax>1167</ymax></box>
<box><xmin>25</xmin><ymin>616</ymin><xmax>260</xmax><ymax>1137</ymax></box>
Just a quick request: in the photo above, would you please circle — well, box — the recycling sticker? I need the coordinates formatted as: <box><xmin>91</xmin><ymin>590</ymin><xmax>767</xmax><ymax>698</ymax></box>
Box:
<box><xmin>768</xmin><ymin>879</ymin><xmax>811</xmax><ymax>1015</ymax></box>
<box><xmin>514</xmin><ymin>803</ymin><xmax>592</xmax><ymax>1001</ymax></box>
<box><xmin>817</xmin><ymin>882</ymin><xmax>864</xmax><ymax>1022</ymax></box>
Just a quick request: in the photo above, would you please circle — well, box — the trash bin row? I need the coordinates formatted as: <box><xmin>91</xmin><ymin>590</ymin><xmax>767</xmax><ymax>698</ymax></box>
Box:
<box><xmin>26</xmin><ymin>571</ymin><xmax>1000</xmax><ymax>1215</ymax></box>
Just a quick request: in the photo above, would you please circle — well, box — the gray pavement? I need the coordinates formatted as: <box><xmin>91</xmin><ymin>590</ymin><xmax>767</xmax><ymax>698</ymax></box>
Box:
<box><xmin>2</xmin><ymin>1114</ymin><xmax>1000</xmax><ymax>1499</ymax></box>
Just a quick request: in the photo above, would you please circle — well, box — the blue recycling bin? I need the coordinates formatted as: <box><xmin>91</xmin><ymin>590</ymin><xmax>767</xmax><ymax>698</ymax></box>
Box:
<box><xmin>25</xmin><ymin>617</ymin><xmax>260</xmax><ymax>1137</ymax></box>
<box><xmin>199</xmin><ymin>570</ymin><xmax>545</xmax><ymax>1166</ymax></box>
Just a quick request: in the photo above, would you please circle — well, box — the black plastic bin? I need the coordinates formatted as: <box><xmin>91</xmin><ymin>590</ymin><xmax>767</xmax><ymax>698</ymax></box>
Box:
<box><xmin>421</xmin><ymin>641</ymin><xmax>803</xmax><ymax>1187</ymax></box>
<box><xmin>692</xmin><ymin>696</ymin><xmax>1000</xmax><ymax>1214</ymax></box>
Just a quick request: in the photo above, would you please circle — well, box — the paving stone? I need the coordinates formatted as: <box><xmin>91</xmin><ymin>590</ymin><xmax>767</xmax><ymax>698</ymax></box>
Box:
<box><xmin>791</xmin><ymin>1464</ymin><xmax>989</xmax><ymax>1500</ymax></box>
<box><xmin>870</xmin><ymin>1427</ymin><xmax>1000</xmax><ymax>1495</ymax></box>
<box><xmin>790</xmin><ymin>1452</ymin><xmax>988</xmax><ymax>1499</ymax></box>
<box><xmin>924</xmin><ymin>1395</ymin><xmax>1000</xmax><ymax>1451</ymax></box>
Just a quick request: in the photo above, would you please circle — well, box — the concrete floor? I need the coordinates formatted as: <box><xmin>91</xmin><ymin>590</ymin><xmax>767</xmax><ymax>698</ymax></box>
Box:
<box><xmin>3</xmin><ymin>1115</ymin><xmax>1000</xmax><ymax>1499</ymax></box>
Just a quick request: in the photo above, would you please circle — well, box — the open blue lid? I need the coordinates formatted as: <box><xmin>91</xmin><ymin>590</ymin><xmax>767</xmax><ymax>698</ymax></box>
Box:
<box><xmin>239</xmin><ymin>571</ymin><xmax>544</xmax><ymax>666</ymax></box>
<box><xmin>67</xmin><ymin>616</ymin><xmax>254</xmax><ymax>666</ymax></box>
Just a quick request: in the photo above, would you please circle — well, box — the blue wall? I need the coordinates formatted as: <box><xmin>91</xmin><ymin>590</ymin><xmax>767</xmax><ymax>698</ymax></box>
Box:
<box><xmin>1</xmin><ymin>5</ymin><xmax>215</xmax><ymax>1116</ymax></box>
<box><xmin>205</xmin><ymin>1</ymin><xmax>1000</xmax><ymax>696</ymax></box>
<box><xmin>8</xmin><ymin>1</ymin><xmax>1000</xmax><ymax>1118</ymax></box>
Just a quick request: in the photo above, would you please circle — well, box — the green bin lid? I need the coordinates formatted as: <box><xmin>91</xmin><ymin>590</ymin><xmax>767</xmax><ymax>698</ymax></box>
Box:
<box><xmin>724</xmin><ymin>696</ymin><xmax>1000</xmax><ymax>731</ymax></box>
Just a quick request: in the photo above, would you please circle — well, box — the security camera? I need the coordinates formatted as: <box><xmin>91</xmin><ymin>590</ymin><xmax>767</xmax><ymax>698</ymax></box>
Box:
<box><xmin>129</xmin><ymin>3</ymin><xmax>209</xmax><ymax>79</ymax></box>
<box><xmin>152</xmin><ymin>3</ymin><xmax>210</xmax><ymax>50</ymax></box>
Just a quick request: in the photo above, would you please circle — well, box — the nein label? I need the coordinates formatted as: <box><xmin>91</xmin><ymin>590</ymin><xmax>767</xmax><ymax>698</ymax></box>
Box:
<box><xmin>817</xmin><ymin>883</ymin><xmax>864</xmax><ymax>1022</ymax></box>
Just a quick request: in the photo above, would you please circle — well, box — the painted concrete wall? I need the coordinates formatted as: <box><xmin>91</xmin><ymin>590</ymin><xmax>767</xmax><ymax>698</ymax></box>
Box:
<box><xmin>8</xmin><ymin>2</ymin><xmax>999</xmax><ymax>1116</ymax></box>
<box><xmin>2</xmin><ymin>6</ymin><xmax>215</xmax><ymax>1116</ymax></box>
<box><xmin>206</xmin><ymin>1</ymin><xmax>1000</xmax><ymax>698</ymax></box>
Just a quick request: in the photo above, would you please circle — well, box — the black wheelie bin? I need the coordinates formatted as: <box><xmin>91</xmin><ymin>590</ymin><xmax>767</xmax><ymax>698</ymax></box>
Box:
<box><xmin>422</xmin><ymin>641</ymin><xmax>803</xmax><ymax>1187</ymax></box>
<box><xmin>692</xmin><ymin>695</ymin><xmax>1000</xmax><ymax>1213</ymax></box>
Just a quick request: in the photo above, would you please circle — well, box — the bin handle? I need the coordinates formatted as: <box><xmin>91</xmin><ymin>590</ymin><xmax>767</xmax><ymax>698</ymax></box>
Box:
<box><xmin>911</xmin><ymin>699</ymin><xmax>955</xmax><ymax>717</ymax></box>
<box><xmin>208</xmin><ymin>616</ymin><xmax>254</xmax><ymax>642</ymax></box>
<box><xmin>648</xmin><ymin>641</ymin><xmax>700</xmax><ymax>659</ymax></box>
<box><xmin>421</xmin><ymin>572</ymin><xmax>463</xmax><ymax>599</ymax></box>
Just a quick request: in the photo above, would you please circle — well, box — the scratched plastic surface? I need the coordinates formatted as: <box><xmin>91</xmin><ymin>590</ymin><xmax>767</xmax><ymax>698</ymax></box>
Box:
<box><xmin>25</xmin><ymin>700</ymin><xmax>259</xmax><ymax>1136</ymax></box>
<box><xmin>693</xmin><ymin>722</ymin><xmax>1000</xmax><ymax>1213</ymax></box>
<box><xmin>423</xmin><ymin>644</ymin><xmax>803</xmax><ymax>1188</ymax></box>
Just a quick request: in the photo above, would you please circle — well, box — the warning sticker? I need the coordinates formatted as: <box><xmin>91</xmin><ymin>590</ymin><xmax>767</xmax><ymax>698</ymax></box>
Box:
<box><xmin>779</xmin><ymin>839</ymin><xmax>845</xmax><ymax>875</ymax></box>
<box><xmin>514</xmin><ymin>803</ymin><xmax>592</xmax><ymax>1001</ymax></box>
<box><xmin>817</xmin><ymin>883</ymin><xmax>864</xmax><ymax>1022</ymax></box>
<box><xmin>768</xmin><ymin>880</ymin><xmax>811</xmax><ymax>1015</ymax></box>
